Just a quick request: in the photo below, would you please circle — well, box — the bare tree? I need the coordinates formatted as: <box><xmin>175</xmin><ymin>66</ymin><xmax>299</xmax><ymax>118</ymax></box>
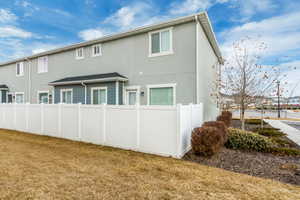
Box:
<box><xmin>220</xmin><ymin>37</ymin><xmax>283</xmax><ymax>130</ymax></box>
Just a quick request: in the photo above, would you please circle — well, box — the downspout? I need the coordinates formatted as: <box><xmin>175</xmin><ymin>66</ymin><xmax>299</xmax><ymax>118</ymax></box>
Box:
<box><xmin>81</xmin><ymin>81</ymin><xmax>87</xmax><ymax>104</ymax></box>
<box><xmin>25</xmin><ymin>57</ymin><xmax>31</xmax><ymax>103</ymax></box>
<box><xmin>195</xmin><ymin>15</ymin><xmax>200</xmax><ymax>104</ymax></box>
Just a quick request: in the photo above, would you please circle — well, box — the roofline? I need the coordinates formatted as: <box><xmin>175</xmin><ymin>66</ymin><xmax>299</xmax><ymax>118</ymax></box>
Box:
<box><xmin>49</xmin><ymin>77</ymin><xmax>128</xmax><ymax>86</ymax></box>
<box><xmin>0</xmin><ymin>11</ymin><xmax>223</xmax><ymax>66</ymax></box>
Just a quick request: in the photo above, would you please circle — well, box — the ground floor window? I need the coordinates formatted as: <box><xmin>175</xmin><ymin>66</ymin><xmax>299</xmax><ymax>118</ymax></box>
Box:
<box><xmin>15</xmin><ymin>92</ymin><xmax>24</xmax><ymax>104</ymax></box>
<box><xmin>61</xmin><ymin>89</ymin><xmax>72</xmax><ymax>104</ymax></box>
<box><xmin>148</xmin><ymin>84</ymin><xmax>175</xmax><ymax>105</ymax></box>
<box><xmin>38</xmin><ymin>91</ymin><xmax>49</xmax><ymax>104</ymax></box>
<box><xmin>91</xmin><ymin>87</ymin><xmax>107</xmax><ymax>104</ymax></box>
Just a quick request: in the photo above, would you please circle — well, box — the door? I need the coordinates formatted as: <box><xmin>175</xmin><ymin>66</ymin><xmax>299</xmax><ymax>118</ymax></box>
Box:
<box><xmin>7</xmin><ymin>94</ymin><xmax>13</xmax><ymax>103</ymax></box>
<box><xmin>126</xmin><ymin>90</ymin><xmax>138</xmax><ymax>105</ymax></box>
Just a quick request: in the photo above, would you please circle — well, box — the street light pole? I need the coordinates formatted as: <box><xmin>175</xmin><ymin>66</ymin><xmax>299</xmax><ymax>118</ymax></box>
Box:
<box><xmin>277</xmin><ymin>80</ymin><xmax>280</xmax><ymax>118</ymax></box>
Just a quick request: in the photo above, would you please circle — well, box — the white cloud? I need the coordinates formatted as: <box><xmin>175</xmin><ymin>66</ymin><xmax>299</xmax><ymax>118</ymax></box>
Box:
<box><xmin>0</xmin><ymin>9</ymin><xmax>18</xmax><ymax>23</ymax></box>
<box><xmin>220</xmin><ymin>11</ymin><xmax>300</xmax><ymax>58</ymax></box>
<box><xmin>78</xmin><ymin>28</ymin><xmax>107</xmax><ymax>41</ymax></box>
<box><xmin>170</xmin><ymin>0</ymin><xmax>213</xmax><ymax>15</ymax></box>
<box><xmin>0</xmin><ymin>26</ymin><xmax>32</xmax><ymax>38</ymax></box>
<box><xmin>279</xmin><ymin>60</ymin><xmax>300</xmax><ymax>96</ymax></box>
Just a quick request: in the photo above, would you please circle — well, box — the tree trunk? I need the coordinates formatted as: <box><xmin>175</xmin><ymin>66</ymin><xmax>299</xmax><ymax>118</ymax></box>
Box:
<box><xmin>241</xmin><ymin>104</ymin><xmax>245</xmax><ymax>130</ymax></box>
<box><xmin>260</xmin><ymin>105</ymin><xmax>264</xmax><ymax>129</ymax></box>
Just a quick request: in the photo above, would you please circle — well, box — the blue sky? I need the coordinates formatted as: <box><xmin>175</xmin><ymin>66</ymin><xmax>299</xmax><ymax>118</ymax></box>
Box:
<box><xmin>0</xmin><ymin>0</ymin><xmax>300</xmax><ymax>95</ymax></box>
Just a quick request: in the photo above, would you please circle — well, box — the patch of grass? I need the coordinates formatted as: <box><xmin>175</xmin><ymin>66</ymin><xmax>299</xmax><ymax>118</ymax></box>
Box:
<box><xmin>245</xmin><ymin>119</ymin><xmax>267</xmax><ymax>125</ymax></box>
<box><xmin>0</xmin><ymin>129</ymin><xmax>300</xmax><ymax>199</ymax></box>
<box><xmin>256</xmin><ymin>129</ymin><xmax>286</xmax><ymax>137</ymax></box>
<box><xmin>270</xmin><ymin>147</ymin><xmax>300</xmax><ymax>156</ymax></box>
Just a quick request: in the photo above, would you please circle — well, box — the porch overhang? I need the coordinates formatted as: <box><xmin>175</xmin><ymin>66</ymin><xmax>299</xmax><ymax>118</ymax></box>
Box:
<box><xmin>49</xmin><ymin>72</ymin><xmax>128</xmax><ymax>86</ymax></box>
<box><xmin>0</xmin><ymin>85</ymin><xmax>8</xmax><ymax>90</ymax></box>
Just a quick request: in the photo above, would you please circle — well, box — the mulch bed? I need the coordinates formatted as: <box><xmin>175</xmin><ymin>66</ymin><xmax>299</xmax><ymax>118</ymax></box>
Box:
<box><xmin>183</xmin><ymin>119</ymin><xmax>300</xmax><ymax>185</ymax></box>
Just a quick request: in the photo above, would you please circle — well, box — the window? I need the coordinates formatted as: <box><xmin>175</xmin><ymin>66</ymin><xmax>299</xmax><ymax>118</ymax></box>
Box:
<box><xmin>149</xmin><ymin>28</ymin><xmax>173</xmax><ymax>57</ymax></box>
<box><xmin>147</xmin><ymin>84</ymin><xmax>176</xmax><ymax>105</ymax></box>
<box><xmin>76</xmin><ymin>48</ymin><xmax>84</xmax><ymax>59</ymax></box>
<box><xmin>16</xmin><ymin>62</ymin><xmax>24</xmax><ymax>76</ymax></box>
<box><xmin>91</xmin><ymin>87</ymin><xmax>107</xmax><ymax>104</ymax></box>
<box><xmin>15</xmin><ymin>92</ymin><xmax>24</xmax><ymax>104</ymax></box>
<box><xmin>38</xmin><ymin>91</ymin><xmax>49</xmax><ymax>104</ymax></box>
<box><xmin>38</xmin><ymin>56</ymin><xmax>48</xmax><ymax>73</ymax></box>
<box><xmin>60</xmin><ymin>89</ymin><xmax>72</xmax><ymax>104</ymax></box>
<box><xmin>92</xmin><ymin>44</ymin><xmax>102</xmax><ymax>57</ymax></box>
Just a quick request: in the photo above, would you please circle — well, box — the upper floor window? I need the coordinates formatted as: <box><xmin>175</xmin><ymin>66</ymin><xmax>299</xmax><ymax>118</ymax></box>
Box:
<box><xmin>76</xmin><ymin>48</ymin><xmax>84</xmax><ymax>59</ymax></box>
<box><xmin>38</xmin><ymin>56</ymin><xmax>48</xmax><ymax>73</ymax></box>
<box><xmin>15</xmin><ymin>92</ymin><xmax>25</xmax><ymax>104</ymax></box>
<box><xmin>149</xmin><ymin>28</ymin><xmax>173</xmax><ymax>57</ymax></box>
<box><xmin>92</xmin><ymin>44</ymin><xmax>102</xmax><ymax>57</ymax></box>
<box><xmin>16</xmin><ymin>62</ymin><xmax>24</xmax><ymax>77</ymax></box>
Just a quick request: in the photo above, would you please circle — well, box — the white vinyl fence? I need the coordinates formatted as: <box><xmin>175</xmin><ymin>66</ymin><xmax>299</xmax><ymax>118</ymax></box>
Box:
<box><xmin>0</xmin><ymin>103</ymin><xmax>203</xmax><ymax>158</ymax></box>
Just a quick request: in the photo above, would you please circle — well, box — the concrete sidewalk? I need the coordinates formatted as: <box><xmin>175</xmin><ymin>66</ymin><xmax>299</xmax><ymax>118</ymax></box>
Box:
<box><xmin>265</xmin><ymin>119</ymin><xmax>300</xmax><ymax>146</ymax></box>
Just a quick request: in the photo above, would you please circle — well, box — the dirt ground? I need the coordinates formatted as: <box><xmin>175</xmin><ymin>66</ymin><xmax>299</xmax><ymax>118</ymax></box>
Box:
<box><xmin>0</xmin><ymin>129</ymin><xmax>299</xmax><ymax>200</ymax></box>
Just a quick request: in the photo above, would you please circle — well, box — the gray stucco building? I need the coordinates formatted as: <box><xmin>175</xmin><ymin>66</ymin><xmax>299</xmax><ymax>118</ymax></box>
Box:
<box><xmin>0</xmin><ymin>12</ymin><xmax>222</xmax><ymax>120</ymax></box>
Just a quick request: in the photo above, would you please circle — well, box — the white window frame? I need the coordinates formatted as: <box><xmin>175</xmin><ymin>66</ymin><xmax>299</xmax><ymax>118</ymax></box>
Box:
<box><xmin>15</xmin><ymin>92</ymin><xmax>25</xmax><ymax>104</ymax></box>
<box><xmin>148</xmin><ymin>27</ymin><xmax>173</xmax><ymax>57</ymax></box>
<box><xmin>125</xmin><ymin>86</ymin><xmax>140</xmax><ymax>105</ymax></box>
<box><xmin>147</xmin><ymin>83</ymin><xmax>176</xmax><ymax>105</ymax></box>
<box><xmin>75</xmin><ymin>48</ymin><xmax>84</xmax><ymax>60</ymax></box>
<box><xmin>37</xmin><ymin>90</ymin><xmax>49</xmax><ymax>104</ymax></box>
<box><xmin>91</xmin><ymin>87</ymin><xmax>107</xmax><ymax>104</ymax></box>
<box><xmin>16</xmin><ymin>62</ymin><xmax>24</xmax><ymax>77</ymax></box>
<box><xmin>37</xmin><ymin>56</ymin><xmax>48</xmax><ymax>74</ymax></box>
<box><xmin>60</xmin><ymin>89</ymin><xmax>73</xmax><ymax>104</ymax></box>
<box><xmin>91</xmin><ymin>44</ymin><xmax>102</xmax><ymax>57</ymax></box>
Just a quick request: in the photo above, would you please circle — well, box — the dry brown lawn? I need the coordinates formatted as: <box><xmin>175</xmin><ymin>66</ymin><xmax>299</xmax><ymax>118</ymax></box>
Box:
<box><xmin>0</xmin><ymin>129</ymin><xmax>299</xmax><ymax>200</ymax></box>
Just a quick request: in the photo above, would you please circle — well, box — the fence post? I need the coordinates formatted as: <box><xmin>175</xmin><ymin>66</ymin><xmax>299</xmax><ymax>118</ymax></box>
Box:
<box><xmin>41</xmin><ymin>103</ymin><xmax>44</xmax><ymax>135</ymax></box>
<box><xmin>25</xmin><ymin>103</ymin><xmax>29</xmax><ymax>131</ymax></box>
<box><xmin>13</xmin><ymin>103</ymin><xmax>17</xmax><ymax>130</ymax></box>
<box><xmin>58</xmin><ymin>103</ymin><xmax>62</xmax><ymax>138</ymax></box>
<box><xmin>102</xmin><ymin>104</ymin><xmax>106</xmax><ymax>145</ymax></box>
<box><xmin>176</xmin><ymin>104</ymin><xmax>182</xmax><ymax>158</ymax></box>
<box><xmin>78</xmin><ymin>103</ymin><xmax>82</xmax><ymax>141</ymax></box>
<box><xmin>136</xmin><ymin>103</ymin><xmax>140</xmax><ymax>150</ymax></box>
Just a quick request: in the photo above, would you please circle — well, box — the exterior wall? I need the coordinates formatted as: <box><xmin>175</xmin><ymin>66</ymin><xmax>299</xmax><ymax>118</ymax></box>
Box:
<box><xmin>54</xmin><ymin>81</ymin><xmax>118</xmax><ymax>104</ymax></box>
<box><xmin>0</xmin><ymin>21</ymin><xmax>197</xmax><ymax>105</ymax></box>
<box><xmin>197</xmin><ymin>22</ymin><xmax>219</xmax><ymax>121</ymax></box>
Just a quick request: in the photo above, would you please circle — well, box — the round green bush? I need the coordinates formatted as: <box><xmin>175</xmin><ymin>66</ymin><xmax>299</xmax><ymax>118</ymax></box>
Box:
<box><xmin>225</xmin><ymin>128</ymin><xmax>273</xmax><ymax>152</ymax></box>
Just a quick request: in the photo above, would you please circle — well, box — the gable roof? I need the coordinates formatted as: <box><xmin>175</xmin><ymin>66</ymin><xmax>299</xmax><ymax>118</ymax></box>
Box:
<box><xmin>0</xmin><ymin>12</ymin><xmax>222</xmax><ymax>66</ymax></box>
<box><xmin>49</xmin><ymin>72</ymin><xmax>128</xmax><ymax>86</ymax></box>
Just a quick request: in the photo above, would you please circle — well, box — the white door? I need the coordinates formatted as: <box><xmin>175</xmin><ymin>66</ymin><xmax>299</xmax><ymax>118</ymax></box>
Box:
<box><xmin>126</xmin><ymin>90</ymin><xmax>138</xmax><ymax>105</ymax></box>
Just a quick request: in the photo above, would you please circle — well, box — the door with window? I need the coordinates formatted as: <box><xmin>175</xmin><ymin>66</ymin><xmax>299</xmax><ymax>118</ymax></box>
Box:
<box><xmin>38</xmin><ymin>92</ymin><xmax>49</xmax><ymax>104</ymax></box>
<box><xmin>91</xmin><ymin>87</ymin><xmax>107</xmax><ymax>105</ymax></box>
<box><xmin>15</xmin><ymin>93</ymin><xmax>24</xmax><ymax>104</ymax></box>
<box><xmin>148</xmin><ymin>85</ymin><xmax>175</xmax><ymax>105</ymax></box>
<box><xmin>61</xmin><ymin>89</ymin><xmax>72</xmax><ymax>104</ymax></box>
<box><xmin>126</xmin><ymin>90</ymin><xmax>138</xmax><ymax>105</ymax></box>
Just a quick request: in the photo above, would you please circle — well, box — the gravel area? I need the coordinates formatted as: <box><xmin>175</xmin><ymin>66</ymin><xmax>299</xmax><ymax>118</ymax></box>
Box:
<box><xmin>183</xmin><ymin>119</ymin><xmax>300</xmax><ymax>185</ymax></box>
<box><xmin>183</xmin><ymin>148</ymin><xmax>300</xmax><ymax>185</ymax></box>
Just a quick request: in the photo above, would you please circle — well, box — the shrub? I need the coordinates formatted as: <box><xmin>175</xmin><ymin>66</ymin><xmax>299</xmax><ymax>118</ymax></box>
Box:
<box><xmin>271</xmin><ymin>137</ymin><xmax>292</xmax><ymax>147</ymax></box>
<box><xmin>269</xmin><ymin>147</ymin><xmax>300</xmax><ymax>156</ymax></box>
<box><xmin>217</xmin><ymin>111</ymin><xmax>232</xmax><ymax>127</ymax></box>
<box><xmin>245</xmin><ymin>119</ymin><xmax>267</xmax><ymax>125</ymax></box>
<box><xmin>225</xmin><ymin>128</ymin><xmax>273</xmax><ymax>152</ymax></box>
<box><xmin>202</xmin><ymin>121</ymin><xmax>228</xmax><ymax>142</ymax></box>
<box><xmin>191</xmin><ymin>126</ymin><xmax>226</xmax><ymax>156</ymax></box>
<box><xmin>257</xmin><ymin>129</ymin><xmax>286</xmax><ymax>137</ymax></box>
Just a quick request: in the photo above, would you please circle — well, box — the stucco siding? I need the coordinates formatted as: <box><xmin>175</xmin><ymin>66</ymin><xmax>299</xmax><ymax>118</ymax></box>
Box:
<box><xmin>197</xmin><ymin>22</ymin><xmax>219</xmax><ymax>121</ymax></box>
<box><xmin>0</xmin><ymin>21</ymin><xmax>197</xmax><ymax>105</ymax></box>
